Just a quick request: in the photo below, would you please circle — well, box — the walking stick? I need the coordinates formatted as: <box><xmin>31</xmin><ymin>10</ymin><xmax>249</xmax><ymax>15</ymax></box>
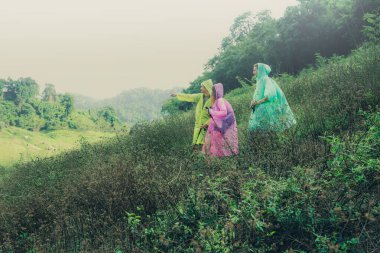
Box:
<box><xmin>206</xmin><ymin>107</ymin><xmax>236</xmax><ymax>157</ymax></box>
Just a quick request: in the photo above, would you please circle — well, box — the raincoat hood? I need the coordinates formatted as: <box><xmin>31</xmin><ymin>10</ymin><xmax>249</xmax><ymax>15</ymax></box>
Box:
<box><xmin>201</xmin><ymin>79</ymin><xmax>213</xmax><ymax>96</ymax></box>
<box><xmin>257</xmin><ymin>63</ymin><xmax>271</xmax><ymax>79</ymax></box>
<box><xmin>213</xmin><ymin>83</ymin><xmax>224</xmax><ymax>100</ymax></box>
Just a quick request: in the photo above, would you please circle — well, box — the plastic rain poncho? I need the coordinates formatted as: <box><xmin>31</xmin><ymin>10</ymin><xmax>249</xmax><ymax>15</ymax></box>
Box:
<box><xmin>203</xmin><ymin>83</ymin><xmax>238</xmax><ymax>157</ymax></box>
<box><xmin>248</xmin><ymin>63</ymin><xmax>296</xmax><ymax>132</ymax></box>
<box><xmin>176</xmin><ymin>79</ymin><xmax>213</xmax><ymax>145</ymax></box>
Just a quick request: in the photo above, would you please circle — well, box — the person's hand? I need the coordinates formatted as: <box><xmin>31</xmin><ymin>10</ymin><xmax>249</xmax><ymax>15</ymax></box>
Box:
<box><xmin>205</xmin><ymin>107</ymin><xmax>213</xmax><ymax>115</ymax></box>
<box><xmin>250</xmin><ymin>100</ymin><xmax>258</xmax><ymax>108</ymax></box>
<box><xmin>170</xmin><ymin>93</ymin><xmax>177</xmax><ymax>97</ymax></box>
<box><xmin>200</xmin><ymin>124</ymin><xmax>208</xmax><ymax>129</ymax></box>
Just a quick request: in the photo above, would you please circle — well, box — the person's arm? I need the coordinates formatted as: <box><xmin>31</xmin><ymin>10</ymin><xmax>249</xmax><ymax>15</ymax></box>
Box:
<box><xmin>251</xmin><ymin>81</ymin><xmax>270</xmax><ymax>108</ymax></box>
<box><xmin>200</xmin><ymin>123</ymin><xmax>208</xmax><ymax>129</ymax></box>
<box><xmin>251</xmin><ymin>97</ymin><xmax>268</xmax><ymax>107</ymax></box>
<box><xmin>209</xmin><ymin>99</ymin><xmax>227</xmax><ymax>119</ymax></box>
<box><xmin>172</xmin><ymin>93</ymin><xmax>202</xmax><ymax>103</ymax></box>
<box><xmin>200</xmin><ymin>117</ymin><xmax>210</xmax><ymax>130</ymax></box>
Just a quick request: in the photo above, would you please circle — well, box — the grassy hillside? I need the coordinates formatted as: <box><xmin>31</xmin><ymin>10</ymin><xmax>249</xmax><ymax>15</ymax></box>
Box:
<box><xmin>0</xmin><ymin>127</ymin><xmax>114</xmax><ymax>167</ymax></box>
<box><xmin>0</xmin><ymin>44</ymin><xmax>379</xmax><ymax>252</ymax></box>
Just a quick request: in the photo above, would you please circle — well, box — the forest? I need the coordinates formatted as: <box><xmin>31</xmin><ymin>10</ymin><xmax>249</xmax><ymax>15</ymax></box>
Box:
<box><xmin>0</xmin><ymin>78</ymin><xmax>120</xmax><ymax>131</ymax></box>
<box><xmin>163</xmin><ymin>0</ymin><xmax>380</xmax><ymax>114</ymax></box>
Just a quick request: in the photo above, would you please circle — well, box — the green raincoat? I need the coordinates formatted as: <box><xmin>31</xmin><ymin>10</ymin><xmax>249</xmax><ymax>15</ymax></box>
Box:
<box><xmin>176</xmin><ymin>79</ymin><xmax>213</xmax><ymax>145</ymax></box>
<box><xmin>248</xmin><ymin>63</ymin><xmax>296</xmax><ymax>132</ymax></box>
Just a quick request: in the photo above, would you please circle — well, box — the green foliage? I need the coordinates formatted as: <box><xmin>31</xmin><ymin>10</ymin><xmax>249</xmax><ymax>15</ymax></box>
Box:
<box><xmin>1</xmin><ymin>4</ymin><xmax>380</xmax><ymax>252</ymax></box>
<box><xmin>0</xmin><ymin>127</ymin><xmax>115</xmax><ymax>167</ymax></box>
<box><xmin>95</xmin><ymin>106</ymin><xmax>121</xmax><ymax>128</ymax></box>
<box><xmin>0</xmin><ymin>101</ymin><xmax>18</xmax><ymax>127</ymax></box>
<box><xmin>2</xmin><ymin>77</ymin><xmax>39</xmax><ymax>105</ymax></box>
<box><xmin>195</xmin><ymin>0</ymin><xmax>380</xmax><ymax>93</ymax></box>
<box><xmin>16</xmin><ymin>103</ymin><xmax>44</xmax><ymax>131</ymax></box>
<box><xmin>165</xmin><ymin>0</ymin><xmax>380</xmax><ymax>113</ymax></box>
<box><xmin>1</xmin><ymin>45</ymin><xmax>379</xmax><ymax>252</ymax></box>
<box><xmin>66</xmin><ymin>111</ymin><xmax>97</xmax><ymax>130</ymax></box>
<box><xmin>0</xmin><ymin>80</ymin><xmax>4</xmax><ymax>98</ymax></box>
<box><xmin>362</xmin><ymin>10</ymin><xmax>380</xmax><ymax>43</ymax></box>
<box><xmin>122</xmin><ymin>110</ymin><xmax>378</xmax><ymax>252</ymax></box>
<box><xmin>161</xmin><ymin>98</ymin><xmax>190</xmax><ymax>115</ymax></box>
<box><xmin>0</xmin><ymin>111</ymin><xmax>195</xmax><ymax>252</ymax></box>
<box><xmin>58</xmin><ymin>93</ymin><xmax>74</xmax><ymax>118</ymax></box>
<box><xmin>41</xmin><ymin>83</ymin><xmax>57</xmax><ymax>103</ymax></box>
<box><xmin>35</xmin><ymin>100</ymin><xmax>65</xmax><ymax>130</ymax></box>
<box><xmin>0</xmin><ymin>77</ymin><xmax>119</xmax><ymax>131</ymax></box>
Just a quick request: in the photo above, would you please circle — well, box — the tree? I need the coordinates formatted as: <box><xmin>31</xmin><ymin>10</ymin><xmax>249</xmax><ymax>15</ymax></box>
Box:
<box><xmin>3</xmin><ymin>77</ymin><xmax>39</xmax><ymax>105</ymax></box>
<box><xmin>42</xmin><ymin>83</ymin><xmax>57</xmax><ymax>103</ymax></box>
<box><xmin>223</xmin><ymin>12</ymin><xmax>255</xmax><ymax>49</ymax></box>
<box><xmin>206</xmin><ymin>11</ymin><xmax>275</xmax><ymax>92</ymax></box>
<box><xmin>206</xmin><ymin>0</ymin><xmax>380</xmax><ymax>91</ymax></box>
<box><xmin>97</xmin><ymin>106</ymin><xmax>119</xmax><ymax>127</ymax></box>
<box><xmin>362</xmin><ymin>10</ymin><xmax>380</xmax><ymax>43</ymax></box>
<box><xmin>36</xmin><ymin>101</ymin><xmax>65</xmax><ymax>130</ymax></box>
<box><xmin>0</xmin><ymin>79</ymin><xmax>5</xmax><ymax>99</ymax></box>
<box><xmin>0</xmin><ymin>101</ymin><xmax>18</xmax><ymax>127</ymax></box>
<box><xmin>59</xmin><ymin>94</ymin><xmax>74</xmax><ymax>118</ymax></box>
<box><xmin>17</xmin><ymin>103</ymin><xmax>44</xmax><ymax>131</ymax></box>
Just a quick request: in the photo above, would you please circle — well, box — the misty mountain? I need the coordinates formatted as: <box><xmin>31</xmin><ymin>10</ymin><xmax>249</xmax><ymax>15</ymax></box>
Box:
<box><xmin>74</xmin><ymin>87</ymin><xmax>182</xmax><ymax>124</ymax></box>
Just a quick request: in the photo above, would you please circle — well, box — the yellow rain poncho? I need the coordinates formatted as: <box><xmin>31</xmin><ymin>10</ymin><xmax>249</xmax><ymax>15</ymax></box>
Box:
<box><xmin>175</xmin><ymin>79</ymin><xmax>213</xmax><ymax>145</ymax></box>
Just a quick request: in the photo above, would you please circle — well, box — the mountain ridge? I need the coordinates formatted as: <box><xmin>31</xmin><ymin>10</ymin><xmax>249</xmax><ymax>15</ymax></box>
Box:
<box><xmin>73</xmin><ymin>87</ymin><xmax>183</xmax><ymax>123</ymax></box>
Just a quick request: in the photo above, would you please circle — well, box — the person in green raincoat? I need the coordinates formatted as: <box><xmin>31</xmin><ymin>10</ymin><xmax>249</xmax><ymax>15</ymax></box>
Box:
<box><xmin>249</xmin><ymin>63</ymin><xmax>296</xmax><ymax>132</ymax></box>
<box><xmin>171</xmin><ymin>79</ymin><xmax>213</xmax><ymax>154</ymax></box>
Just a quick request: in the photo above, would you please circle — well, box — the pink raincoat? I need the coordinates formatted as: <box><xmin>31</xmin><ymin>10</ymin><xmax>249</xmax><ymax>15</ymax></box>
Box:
<box><xmin>203</xmin><ymin>83</ymin><xmax>238</xmax><ymax>157</ymax></box>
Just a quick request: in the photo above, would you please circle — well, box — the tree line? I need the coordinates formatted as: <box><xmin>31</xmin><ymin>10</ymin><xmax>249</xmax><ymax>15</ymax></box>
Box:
<box><xmin>162</xmin><ymin>0</ymin><xmax>380</xmax><ymax>113</ymax></box>
<box><xmin>0</xmin><ymin>78</ymin><xmax>120</xmax><ymax>131</ymax></box>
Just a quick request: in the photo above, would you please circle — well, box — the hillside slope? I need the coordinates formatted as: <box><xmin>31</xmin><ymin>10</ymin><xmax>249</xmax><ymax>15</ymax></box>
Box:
<box><xmin>0</xmin><ymin>44</ymin><xmax>379</xmax><ymax>252</ymax></box>
<box><xmin>0</xmin><ymin>127</ymin><xmax>114</xmax><ymax>167</ymax></box>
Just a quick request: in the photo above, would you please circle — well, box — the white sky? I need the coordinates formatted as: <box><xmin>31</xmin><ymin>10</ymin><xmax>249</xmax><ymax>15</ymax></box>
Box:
<box><xmin>0</xmin><ymin>0</ymin><xmax>298</xmax><ymax>99</ymax></box>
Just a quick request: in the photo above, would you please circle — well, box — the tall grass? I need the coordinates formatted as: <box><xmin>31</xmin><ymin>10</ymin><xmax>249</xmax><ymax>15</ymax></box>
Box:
<box><xmin>0</xmin><ymin>44</ymin><xmax>379</xmax><ymax>252</ymax></box>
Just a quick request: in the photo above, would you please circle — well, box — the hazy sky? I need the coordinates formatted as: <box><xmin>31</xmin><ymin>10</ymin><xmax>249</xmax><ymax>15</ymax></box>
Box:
<box><xmin>0</xmin><ymin>0</ymin><xmax>298</xmax><ymax>99</ymax></box>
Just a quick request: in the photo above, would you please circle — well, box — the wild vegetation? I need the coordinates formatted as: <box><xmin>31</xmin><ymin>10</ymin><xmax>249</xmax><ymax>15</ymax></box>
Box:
<box><xmin>0</xmin><ymin>42</ymin><xmax>379</xmax><ymax>252</ymax></box>
<box><xmin>0</xmin><ymin>0</ymin><xmax>379</xmax><ymax>252</ymax></box>
<box><xmin>0</xmin><ymin>127</ymin><xmax>114</xmax><ymax>167</ymax></box>
<box><xmin>0</xmin><ymin>79</ymin><xmax>122</xmax><ymax>166</ymax></box>
<box><xmin>0</xmin><ymin>79</ymin><xmax>121</xmax><ymax>132</ymax></box>
<box><xmin>162</xmin><ymin>0</ymin><xmax>380</xmax><ymax>113</ymax></box>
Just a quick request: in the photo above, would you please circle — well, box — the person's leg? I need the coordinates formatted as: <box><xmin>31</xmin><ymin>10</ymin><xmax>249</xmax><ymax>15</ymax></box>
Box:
<box><xmin>192</xmin><ymin>144</ymin><xmax>200</xmax><ymax>160</ymax></box>
<box><xmin>194</xmin><ymin>144</ymin><xmax>209</xmax><ymax>162</ymax></box>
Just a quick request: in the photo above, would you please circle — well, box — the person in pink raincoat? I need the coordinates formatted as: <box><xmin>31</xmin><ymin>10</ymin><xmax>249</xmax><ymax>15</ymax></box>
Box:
<box><xmin>203</xmin><ymin>83</ymin><xmax>239</xmax><ymax>157</ymax></box>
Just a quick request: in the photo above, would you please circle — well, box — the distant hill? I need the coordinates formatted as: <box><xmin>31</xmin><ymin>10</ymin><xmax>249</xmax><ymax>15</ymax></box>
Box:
<box><xmin>74</xmin><ymin>87</ymin><xmax>182</xmax><ymax>124</ymax></box>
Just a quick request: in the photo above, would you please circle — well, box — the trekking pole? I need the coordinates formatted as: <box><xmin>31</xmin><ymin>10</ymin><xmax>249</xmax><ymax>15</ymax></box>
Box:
<box><xmin>207</xmin><ymin>108</ymin><xmax>236</xmax><ymax>158</ymax></box>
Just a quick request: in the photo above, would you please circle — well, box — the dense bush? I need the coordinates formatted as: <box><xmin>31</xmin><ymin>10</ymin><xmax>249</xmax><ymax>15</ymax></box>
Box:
<box><xmin>136</xmin><ymin>112</ymin><xmax>379</xmax><ymax>252</ymax></box>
